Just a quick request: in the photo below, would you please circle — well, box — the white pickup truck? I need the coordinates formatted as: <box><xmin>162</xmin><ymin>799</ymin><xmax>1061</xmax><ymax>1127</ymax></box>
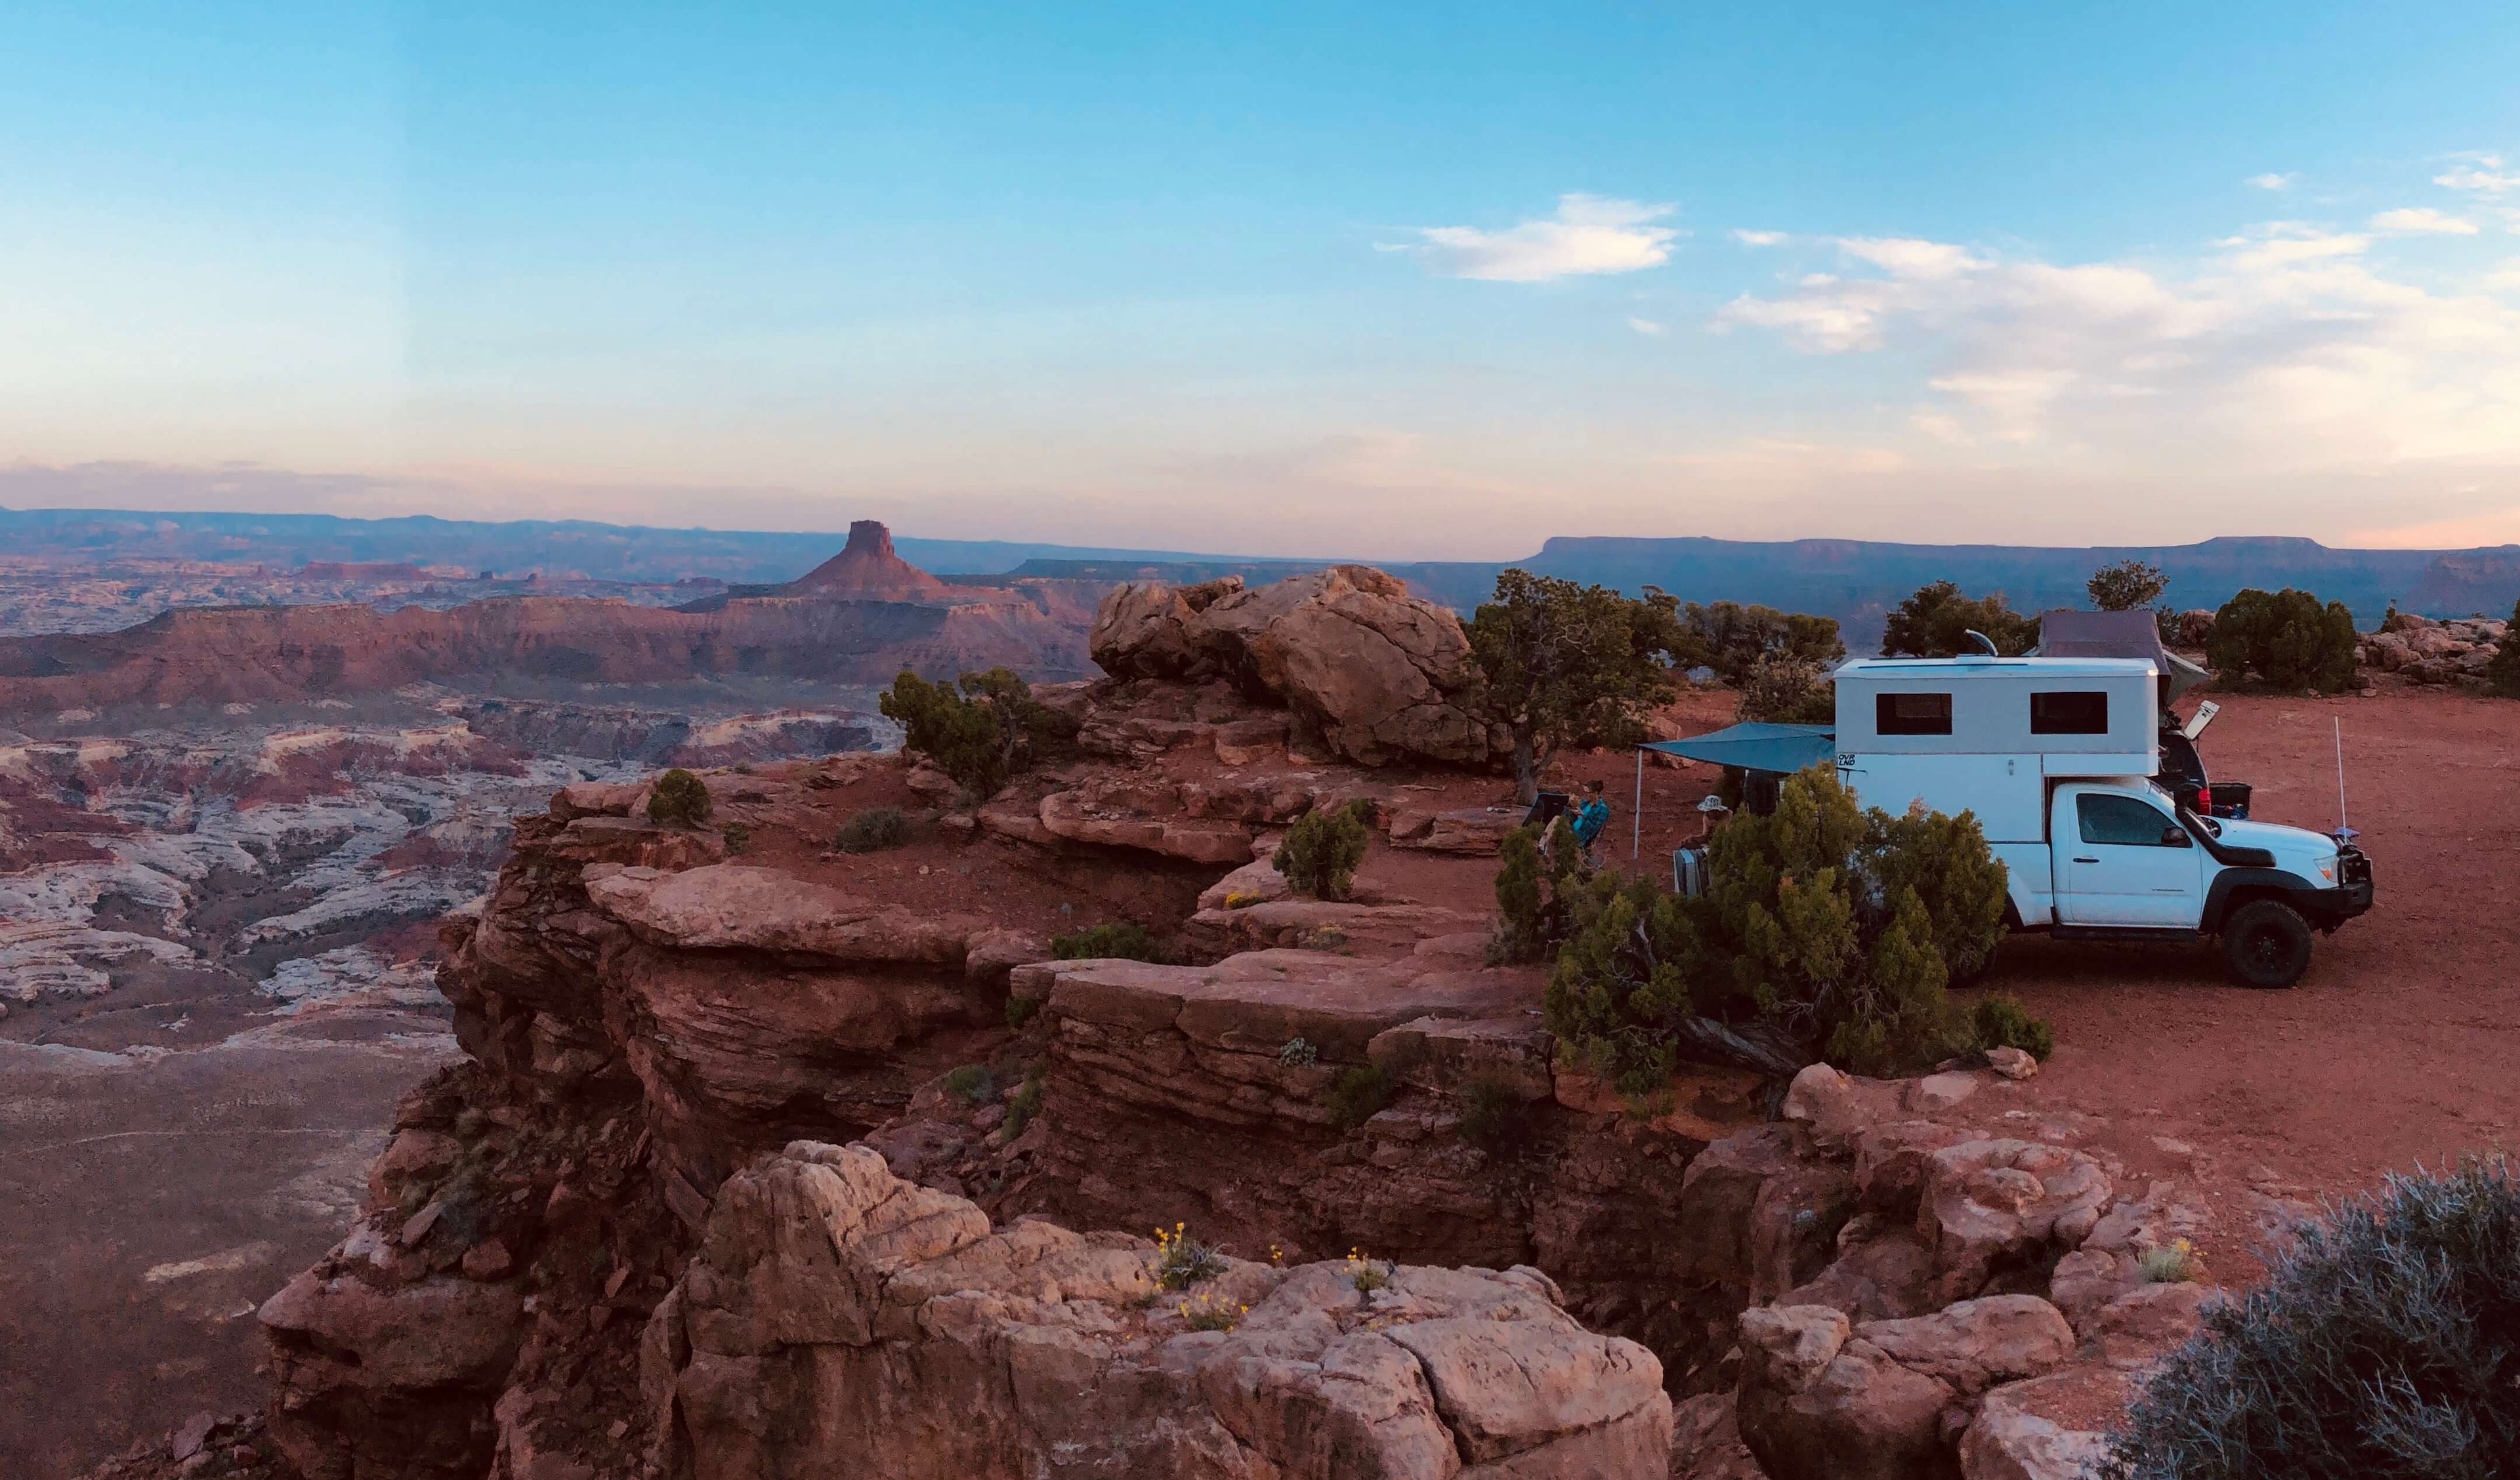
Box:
<box><xmin>1828</xmin><ymin>656</ymin><xmax>2374</xmax><ymax>987</ymax></box>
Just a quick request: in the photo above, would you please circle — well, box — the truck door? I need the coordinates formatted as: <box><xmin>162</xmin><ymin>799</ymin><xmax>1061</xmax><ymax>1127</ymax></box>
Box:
<box><xmin>2055</xmin><ymin>789</ymin><xmax>2204</xmax><ymax>927</ymax></box>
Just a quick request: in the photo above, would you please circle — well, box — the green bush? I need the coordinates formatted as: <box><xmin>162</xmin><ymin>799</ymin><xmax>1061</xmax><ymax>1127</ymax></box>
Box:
<box><xmin>1278</xmin><ymin>1037</ymin><xmax>1318</xmax><ymax>1067</ymax></box>
<box><xmin>1326</xmin><ymin>1064</ymin><xmax>1395</xmax><ymax>1128</ymax></box>
<box><xmin>942</xmin><ymin>1064</ymin><xmax>997</xmax><ymax>1104</ymax></box>
<box><xmin>2206</xmin><ymin>587</ymin><xmax>2360</xmax><ymax>692</ymax></box>
<box><xmin>1671</xmin><ymin>600</ymin><xmax>1845</xmax><ymax>684</ymax></box>
<box><xmin>1542</xmin><ymin>764</ymin><xmax>2012</xmax><ymax>1087</ymax></box>
<box><xmin>1050</xmin><ymin>921</ymin><xmax>1173</xmax><ymax>963</ymax></box>
<box><xmin>1881</xmin><ymin>580</ymin><xmax>2040</xmax><ymax>657</ymax></box>
<box><xmin>1003</xmin><ymin>995</ymin><xmax>1040</xmax><ymax>1029</ymax></box>
<box><xmin>1734</xmin><ymin>653</ymin><xmax>1836</xmax><ymax>724</ymax></box>
<box><xmin>1458</xmin><ymin>1075</ymin><xmax>1534</xmax><ymax>1154</ymax></box>
<box><xmin>2487</xmin><ymin>599</ymin><xmax>2520</xmax><ymax>697</ymax></box>
<box><xmin>1490</xmin><ymin>823</ymin><xmax>1549</xmax><ymax>963</ymax></box>
<box><xmin>2088</xmin><ymin>558</ymin><xmax>2170</xmax><ymax>612</ymax></box>
<box><xmin>1971</xmin><ymin>994</ymin><xmax>2055</xmax><ymax>1060</ymax></box>
<box><xmin>1467</xmin><ymin>570</ymin><xmax>1689</xmax><ymax>804</ymax></box>
<box><xmin>647</xmin><ymin>768</ymin><xmax>712</xmax><ymax>827</ymax></box>
<box><xmin>878</xmin><ymin>667</ymin><xmax>1076</xmax><ymax>801</ymax></box>
<box><xmin>2099</xmin><ymin>1157</ymin><xmax>2520</xmax><ymax>1479</ymax></box>
<box><xmin>719</xmin><ymin>820</ymin><xmax>751</xmax><ymax>855</ymax></box>
<box><xmin>1275</xmin><ymin>800</ymin><xmax>1374</xmax><ymax>901</ymax></box>
<box><xmin>833</xmin><ymin>806</ymin><xmax>911</xmax><ymax>853</ymax></box>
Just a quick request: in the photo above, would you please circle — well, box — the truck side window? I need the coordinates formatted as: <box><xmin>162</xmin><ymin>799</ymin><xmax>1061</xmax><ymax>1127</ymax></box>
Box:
<box><xmin>2078</xmin><ymin>793</ymin><xmax>2176</xmax><ymax>846</ymax></box>
<box><xmin>2030</xmin><ymin>691</ymin><xmax>2109</xmax><ymax>734</ymax></box>
<box><xmin>1876</xmin><ymin>692</ymin><xmax>1952</xmax><ymax>735</ymax></box>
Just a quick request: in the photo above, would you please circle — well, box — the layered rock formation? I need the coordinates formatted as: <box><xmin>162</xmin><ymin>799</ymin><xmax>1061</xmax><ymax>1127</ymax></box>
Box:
<box><xmin>646</xmin><ymin>1141</ymin><xmax>1673</xmax><ymax>1479</ymax></box>
<box><xmin>0</xmin><ymin>524</ymin><xmax>1101</xmax><ymax>715</ymax></box>
<box><xmin>1091</xmin><ymin>566</ymin><xmax>1498</xmax><ymax>767</ymax></box>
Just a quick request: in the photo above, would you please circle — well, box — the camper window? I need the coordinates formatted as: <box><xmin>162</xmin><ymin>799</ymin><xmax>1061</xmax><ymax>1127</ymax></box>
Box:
<box><xmin>1876</xmin><ymin>692</ymin><xmax>1953</xmax><ymax>735</ymax></box>
<box><xmin>2078</xmin><ymin>793</ymin><xmax>2177</xmax><ymax>847</ymax></box>
<box><xmin>2030</xmin><ymin>691</ymin><xmax>2109</xmax><ymax>735</ymax></box>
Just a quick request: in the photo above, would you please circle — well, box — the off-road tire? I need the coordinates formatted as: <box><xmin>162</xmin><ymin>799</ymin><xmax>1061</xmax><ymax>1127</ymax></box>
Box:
<box><xmin>2222</xmin><ymin>899</ymin><xmax>2313</xmax><ymax>988</ymax></box>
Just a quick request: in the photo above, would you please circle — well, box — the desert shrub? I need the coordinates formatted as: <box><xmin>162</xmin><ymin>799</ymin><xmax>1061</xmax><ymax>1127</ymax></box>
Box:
<box><xmin>833</xmin><ymin>806</ymin><xmax>910</xmax><ymax>853</ymax></box>
<box><xmin>1178</xmin><ymin>1290</ymin><xmax>1247</xmax><ymax>1330</ymax></box>
<box><xmin>2089</xmin><ymin>558</ymin><xmax>2170</xmax><ymax>612</ymax></box>
<box><xmin>1003</xmin><ymin>995</ymin><xmax>1040</xmax><ymax>1029</ymax></box>
<box><xmin>1458</xmin><ymin>1075</ymin><xmax>1534</xmax><ymax>1154</ymax></box>
<box><xmin>1003</xmin><ymin>1075</ymin><xmax>1043</xmax><ymax>1138</ymax></box>
<box><xmin>1275</xmin><ymin>800</ymin><xmax>1374</xmax><ymax>901</ymax></box>
<box><xmin>1673</xmin><ymin>600</ymin><xmax>1845</xmax><ymax>683</ymax></box>
<box><xmin>878</xmin><ymin>667</ymin><xmax>1076</xmax><ymax>801</ymax></box>
<box><xmin>1326</xmin><ymin>1064</ymin><xmax>1394</xmax><ymax>1128</ymax></box>
<box><xmin>2098</xmin><ymin>1157</ymin><xmax>2520</xmax><ymax>1479</ymax></box>
<box><xmin>647</xmin><ymin>768</ymin><xmax>712</xmax><ymax>827</ymax></box>
<box><xmin>1345</xmin><ymin>1250</ymin><xmax>1393</xmax><ymax>1293</ymax></box>
<box><xmin>1971</xmin><ymin>994</ymin><xmax>2054</xmax><ymax>1061</ymax></box>
<box><xmin>1543</xmin><ymin>764</ymin><xmax>2011</xmax><ymax>1087</ymax></box>
<box><xmin>1050</xmin><ymin>920</ymin><xmax>1173</xmax><ymax>963</ymax></box>
<box><xmin>942</xmin><ymin>1064</ymin><xmax>997</xmax><ymax>1104</ymax></box>
<box><xmin>2137</xmin><ymin>1239</ymin><xmax>2200</xmax><ymax>1285</ymax></box>
<box><xmin>719</xmin><ymin>820</ymin><xmax>751</xmax><ymax>855</ymax></box>
<box><xmin>1278</xmin><ymin>1037</ymin><xmax>1319</xmax><ymax>1067</ymax></box>
<box><xmin>1154</xmin><ymin>1223</ymin><xmax>1228</xmax><ymax>1290</ymax></box>
<box><xmin>2487</xmin><ymin>598</ymin><xmax>2520</xmax><ymax>698</ymax></box>
<box><xmin>1490</xmin><ymin>824</ymin><xmax>1549</xmax><ymax>963</ymax></box>
<box><xmin>1881</xmin><ymin>580</ymin><xmax>2040</xmax><ymax>657</ymax></box>
<box><xmin>2205</xmin><ymin>587</ymin><xmax>2360</xmax><ymax>692</ymax></box>
<box><xmin>1734</xmin><ymin>652</ymin><xmax>1836</xmax><ymax>724</ymax></box>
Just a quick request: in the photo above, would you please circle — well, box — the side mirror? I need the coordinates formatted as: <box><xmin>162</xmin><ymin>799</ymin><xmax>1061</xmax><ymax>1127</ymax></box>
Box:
<box><xmin>2162</xmin><ymin>826</ymin><xmax>2191</xmax><ymax>848</ymax></box>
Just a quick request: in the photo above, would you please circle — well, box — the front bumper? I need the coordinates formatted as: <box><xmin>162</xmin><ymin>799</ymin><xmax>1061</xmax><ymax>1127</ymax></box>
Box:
<box><xmin>2313</xmin><ymin>846</ymin><xmax>2375</xmax><ymax>927</ymax></box>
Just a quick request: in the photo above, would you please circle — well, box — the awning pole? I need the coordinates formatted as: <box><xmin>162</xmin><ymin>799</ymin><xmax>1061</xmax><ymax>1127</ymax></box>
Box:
<box><xmin>1631</xmin><ymin>747</ymin><xmax>1643</xmax><ymax>861</ymax></box>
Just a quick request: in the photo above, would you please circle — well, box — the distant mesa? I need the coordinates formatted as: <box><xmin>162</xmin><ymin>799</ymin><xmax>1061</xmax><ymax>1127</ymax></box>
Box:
<box><xmin>297</xmin><ymin>561</ymin><xmax>430</xmax><ymax>582</ymax></box>
<box><xmin>784</xmin><ymin>521</ymin><xmax>952</xmax><ymax>601</ymax></box>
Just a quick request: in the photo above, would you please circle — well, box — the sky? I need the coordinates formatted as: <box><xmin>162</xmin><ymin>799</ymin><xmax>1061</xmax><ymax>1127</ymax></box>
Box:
<box><xmin>5</xmin><ymin>1</ymin><xmax>2520</xmax><ymax>558</ymax></box>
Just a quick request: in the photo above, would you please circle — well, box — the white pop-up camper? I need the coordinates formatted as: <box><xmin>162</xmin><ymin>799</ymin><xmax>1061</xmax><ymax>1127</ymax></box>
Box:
<box><xmin>1646</xmin><ymin>649</ymin><xmax>2373</xmax><ymax>987</ymax></box>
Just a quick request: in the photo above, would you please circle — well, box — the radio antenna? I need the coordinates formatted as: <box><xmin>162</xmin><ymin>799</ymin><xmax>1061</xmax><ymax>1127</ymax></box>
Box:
<box><xmin>2334</xmin><ymin>717</ymin><xmax>2350</xmax><ymax>837</ymax></box>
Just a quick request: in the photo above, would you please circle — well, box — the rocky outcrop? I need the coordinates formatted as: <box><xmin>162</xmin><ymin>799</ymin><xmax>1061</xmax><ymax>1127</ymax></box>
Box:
<box><xmin>784</xmin><ymin>519</ymin><xmax>952</xmax><ymax>600</ymax></box>
<box><xmin>642</xmin><ymin>1140</ymin><xmax>1674</xmax><ymax>1479</ymax></box>
<box><xmin>2359</xmin><ymin>611</ymin><xmax>2507</xmax><ymax>686</ymax></box>
<box><xmin>1090</xmin><ymin>566</ymin><xmax>1498</xmax><ymax>767</ymax></box>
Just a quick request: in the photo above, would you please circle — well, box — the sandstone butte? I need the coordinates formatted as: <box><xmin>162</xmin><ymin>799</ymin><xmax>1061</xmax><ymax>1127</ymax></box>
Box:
<box><xmin>0</xmin><ymin>521</ymin><xmax>1100</xmax><ymax>715</ymax></box>
<box><xmin>96</xmin><ymin>561</ymin><xmax>2254</xmax><ymax>1480</ymax></box>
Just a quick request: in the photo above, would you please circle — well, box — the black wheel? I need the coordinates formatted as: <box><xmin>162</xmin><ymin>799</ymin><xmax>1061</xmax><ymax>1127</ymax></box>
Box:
<box><xmin>2222</xmin><ymin>899</ymin><xmax>2313</xmax><ymax>988</ymax></box>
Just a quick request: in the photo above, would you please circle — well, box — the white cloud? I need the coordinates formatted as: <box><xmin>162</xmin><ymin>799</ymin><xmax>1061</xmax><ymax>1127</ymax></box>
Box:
<box><xmin>1391</xmin><ymin>194</ymin><xmax>1679</xmax><ymax>282</ymax></box>
<box><xmin>1732</xmin><ymin>229</ymin><xmax>1786</xmax><ymax>245</ymax></box>
<box><xmin>1836</xmin><ymin>237</ymin><xmax>1988</xmax><ymax>279</ymax></box>
<box><xmin>2436</xmin><ymin>154</ymin><xmax>2520</xmax><ymax>194</ymax></box>
<box><xmin>2246</xmin><ymin>173</ymin><xmax>2299</xmax><ymax>191</ymax></box>
<box><xmin>1711</xmin><ymin>196</ymin><xmax>2520</xmax><ymax>465</ymax></box>
<box><xmin>1627</xmin><ymin>317</ymin><xmax>1669</xmax><ymax>337</ymax></box>
<box><xmin>2372</xmin><ymin>207</ymin><xmax>2480</xmax><ymax>236</ymax></box>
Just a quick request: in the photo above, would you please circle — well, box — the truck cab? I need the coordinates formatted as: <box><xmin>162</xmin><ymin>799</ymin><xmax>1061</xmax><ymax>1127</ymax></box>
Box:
<box><xmin>2044</xmin><ymin>777</ymin><xmax>2372</xmax><ymax>984</ymax></box>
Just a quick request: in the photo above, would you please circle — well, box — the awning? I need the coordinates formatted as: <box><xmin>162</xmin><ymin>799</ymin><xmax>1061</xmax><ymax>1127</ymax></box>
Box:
<box><xmin>2032</xmin><ymin>608</ymin><xmax>2211</xmax><ymax>699</ymax></box>
<box><xmin>1640</xmin><ymin>722</ymin><xmax>1836</xmax><ymax>775</ymax></box>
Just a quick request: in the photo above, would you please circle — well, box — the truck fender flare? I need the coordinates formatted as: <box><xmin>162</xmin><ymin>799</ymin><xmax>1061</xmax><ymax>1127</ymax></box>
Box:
<box><xmin>2200</xmin><ymin>867</ymin><xmax>2322</xmax><ymax>934</ymax></box>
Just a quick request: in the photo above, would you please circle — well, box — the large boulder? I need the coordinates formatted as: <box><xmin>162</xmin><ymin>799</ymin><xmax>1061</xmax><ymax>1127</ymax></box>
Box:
<box><xmin>647</xmin><ymin>1140</ymin><xmax>1673</xmax><ymax>1479</ymax></box>
<box><xmin>1736</xmin><ymin>1306</ymin><xmax>1954</xmax><ymax>1480</ymax></box>
<box><xmin>1091</xmin><ymin>565</ymin><xmax>1496</xmax><ymax>767</ymax></box>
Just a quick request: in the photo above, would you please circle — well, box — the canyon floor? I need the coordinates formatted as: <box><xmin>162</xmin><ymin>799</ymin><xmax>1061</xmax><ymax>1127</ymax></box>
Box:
<box><xmin>0</xmin><ymin>685</ymin><xmax>885</xmax><ymax>1478</ymax></box>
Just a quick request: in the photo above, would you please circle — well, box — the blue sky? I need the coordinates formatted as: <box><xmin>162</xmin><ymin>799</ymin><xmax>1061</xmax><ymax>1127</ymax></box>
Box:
<box><xmin>6</xmin><ymin>1</ymin><xmax>2520</xmax><ymax>556</ymax></box>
